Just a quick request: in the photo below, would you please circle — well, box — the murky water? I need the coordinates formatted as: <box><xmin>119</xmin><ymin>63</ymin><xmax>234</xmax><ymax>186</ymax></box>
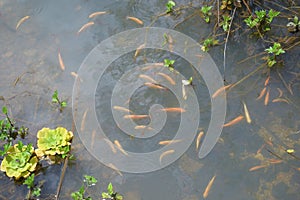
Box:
<box><xmin>0</xmin><ymin>0</ymin><xmax>299</xmax><ymax>199</ymax></box>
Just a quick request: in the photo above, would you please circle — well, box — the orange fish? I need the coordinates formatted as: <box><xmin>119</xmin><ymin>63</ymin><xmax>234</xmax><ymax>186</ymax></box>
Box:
<box><xmin>113</xmin><ymin>106</ymin><xmax>132</xmax><ymax>113</ymax></box>
<box><xmin>108</xmin><ymin>163</ymin><xmax>123</xmax><ymax>176</ymax></box>
<box><xmin>256</xmin><ymin>144</ymin><xmax>265</xmax><ymax>154</ymax></box>
<box><xmin>272</xmin><ymin>98</ymin><xmax>289</xmax><ymax>104</ymax></box>
<box><xmin>242</xmin><ymin>101</ymin><xmax>251</xmax><ymax>124</ymax></box>
<box><xmin>203</xmin><ymin>175</ymin><xmax>216</xmax><ymax>199</ymax></box>
<box><xmin>134</xmin><ymin>125</ymin><xmax>153</xmax><ymax>130</ymax></box>
<box><xmin>124</xmin><ymin>114</ymin><xmax>149</xmax><ymax>119</ymax></box>
<box><xmin>223</xmin><ymin>115</ymin><xmax>244</xmax><ymax>127</ymax></box>
<box><xmin>276</xmin><ymin>88</ymin><xmax>283</xmax><ymax>98</ymax></box>
<box><xmin>264</xmin><ymin>76</ymin><xmax>270</xmax><ymax>86</ymax></box>
<box><xmin>159</xmin><ymin>149</ymin><xmax>175</xmax><ymax>163</ymax></box>
<box><xmin>264</xmin><ymin>88</ymin><xmax>270</xmax><ymax>106</ymax></box>
<box><xmin>157</xmin><ymin>72</ymin><xmax>176</xmax><ymax>85</ymax></box>
<box><xmin>268</xmin><ymin>159</ymin><xmax>283</xmax><ymax>164</ymax></box>
<box><xmin>196</xmin><ymin>131</ymin><xmax>204</xmax><ymax>150</ymax></box>
<box><xmin>134</xmin><ymin>43</ymin><xmax>146</xmax><ymax>60</ymax></box>
<box><xmin>160</xmin><ymin>107</ymin><xmax>186</xmax><ymax>113</ymax></box>
<box><xmin>256</xmin><ymin>87</ymin><xmax>267</xmax><ymax>100</ymax></box>
<box><xmin>144</xmin><ymin>82</ymin><xmax>166</xmax><ymax>90</ymax></box>
<box><xmin>126</xmin><ymin>16</ymin><xmax>143</xmax><ymax>25</ymax></box>
<box><xmin>212</xmin><ymin>84</ymin><xmax>232</xmax><ymax>98</ymax></box>
<box><xmin>139</xmin><ymin>74</ymin><xmax>157</xmax><ymax>83</ymax></box>
<box><xmin>16</xmin><ymin>16</ymin><xmax>30</xmax><ymax>30</ymax></box>
<box><xmin>58</xmin><ymin>50</ymin><xmax>65</xmax><ymax>71</ymax></box>
<box><xmin>159</xmin><ymin>140</ymin><xmax>181</xmax><ymax>145</ymax></box>
<box><xmin>249</xmin><ymin>165</ymin><xmax>268</xmax><ymax>172</ymax></box>
<box><xmin>77</xmin><ymin>21</ymin><xmax>94</xmax><ymax>35</ymax></box>
<box><xmin>88</xmin><ymin>11</ymin><xmax>107</xmax><ymax>18</ymax></box>
<box><xmin>80</xmin><ymin>109</ymin><xmax>88</xmax><ymax>131</ymax></box>
<box><xmin>114</xmin><ymin>140</ymin><xmax>128</xmax><ymax>156</ymax></box>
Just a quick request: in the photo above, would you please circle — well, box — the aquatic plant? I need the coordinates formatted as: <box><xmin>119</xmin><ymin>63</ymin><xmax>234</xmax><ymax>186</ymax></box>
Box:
<box><xmin>35</xmin><ymin>127</ymin><xmax>73</xmax><ymax>159</ymax></box>
<box><xmin>220</xmin><ymin>0</ymin><xmax>233</xmax><ymax>11</ymax></box>
<box><xmin>244</xmin><ymin>9</ymin><xmax>280</xmax><ymax>33</ymax></box>
<box><xmin>166</xmin><ymin>1</ymin><xmax>176</xmax><ymax>13</ymax></box>
<box><xmin>164</xmin><ymin>59</ymin><xmax>175</xmax><ymax>71</ymax></box>
<box><xmin>264</xmin><ymin>42</ymin><xmax>285</xmax><ymax>67</ymax></box>
<box><xmin>286</xmin><ymin>16</ymin><xmax>300</xmax><ymax>33</ymax></box>
<box><xmin>200</xmin><ymin>5</ymin><xmax>212</xmax><ymax>23</ymax></box>
<box><xmin>23</xmin><ymin>174</ymin><xmax>41</xmax><ymax>199</ymax></box>
<box><xmin>201</xmin><ymin>38</ymin><xmax>219</xmax><ymax>52</ymax></box>
<box><xmin>220</xmin><ymin>15</ymin><xmax>231</xmax><ymax>32</ymax></box>
<box><xmin>52</xmin><ymin>90</ymin><xmax>67</xmax><ymax>112</ymax></box>
<box><xmin>0</xmin><ymin>106</ymin><xmax>28</xmax><ymax>144</ymax></box>
<box><xmin>102</xmin><ymin>183</ymin><xmax>123</xmax><ymax>200</ymax></box>
<box><xmin>0</xmin><ymin>142</ymin><xmax>38</xmax><ymax>180</ymax></box>
<box><xmin>71</xmin><ymin>175</ymin><xmax>97</xmax><ymax>200</ymax></box>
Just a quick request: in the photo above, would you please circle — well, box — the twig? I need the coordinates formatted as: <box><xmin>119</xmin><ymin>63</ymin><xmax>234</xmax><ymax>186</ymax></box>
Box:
<box><xmin>217</xmin><ymin>0</ymin><xmax>220</xmax><ymax>26</ymax></box>
<box><xmin>55</xmin><ymin>155</ymin><xmax>69</xmax><ymax>200</ymax></box>
<box><xmin>223</xmin><ymin>7</ymin><xmax>237</xmax><ymax>81</ymax></box>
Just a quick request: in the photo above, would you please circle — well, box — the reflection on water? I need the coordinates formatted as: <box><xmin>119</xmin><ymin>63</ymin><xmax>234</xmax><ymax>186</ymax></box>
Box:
<box><xmin>0</xmin><ymin>0</ymin><xmax>299</xmax><ymax>199</ymax></box>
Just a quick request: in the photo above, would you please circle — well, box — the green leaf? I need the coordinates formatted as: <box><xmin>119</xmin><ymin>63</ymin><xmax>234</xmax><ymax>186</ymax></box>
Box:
<box><xmin>84</xmin><ymin>175</ymin><xmax>97</xmax><ymax>186</ymax></box>
<box><xmin>107</xmin><ymin>182</ymin><xmax>114</xmax><ymax>195</ymax></box>
<box><xmin>32</xmin><ymin>187</ymin><xmax>41</xmax><ymax>197</ymax></box>
<box><xmin>23</xmin><ymin>174</ymin><xmax>35</xmax><ymax>189</ymax></box>
<box><xmin>61</xmin><ymin>101</ymin><xmax>67</xmax><ymax>107</ymax></box>
<box><xmin>102</xmin><ymin>192</ymin><xmax>111</xmax><ymax>198</ymax></box>
<box><xmin>116</xmin><ymin>193</ymin><xmax>123</xmax><ymax>200</ymax></box>
<box><xmin>52</xmin><ymin>90</ymin><xmax>58</xmax><ymax>103</ymax></box>
<box><xmin>2</xmin><ymin>106</ymin><xmax>7</xmax><ymax>115</ymax></box>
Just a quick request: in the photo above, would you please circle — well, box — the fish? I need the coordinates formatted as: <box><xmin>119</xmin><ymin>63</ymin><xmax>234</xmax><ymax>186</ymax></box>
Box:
<box><xmin>256</xmin><ymin>144</ymin><xmax>265</xmax><ymax>154</ymax></box>
<box><xmin>264</xmin><ymin>88</ymin><xmax>270</xmax><ymax>106</ymax></box>
<box><xmin>196</xmin><ymin>131</ymin><xmax>204</xmax><ymax>150</ymax></box>
<box><xmin>103</xmin><ymin>138</ymin><xmax>117</xmax><ymax>153</ymax></box>
<box><xmin>157</xmin><ymin>72</ymin><xmax>176</xmax><ymax>85</ymax></box>
<box><xmin>91</xmin><ymin>130</ymin><xmax>96</xmax><ymax>149</ymax></box>
<box><xmin>124</xmin><ymin>114</ymin><xmax>149</xmax><ymax>119</ymax></box>
<box><xmin>276</xmin><ymin>88</ymin><xmax>283</xmax><ymax>98</ymax></box>
<box><xmin>212</xmin><ymin>84</ymin><xmax>232</xmax><ymax>98</ymax></box>
<box><xmin>126</xmin><ymin>16</ymin><xmax>143</xmax><ymax>25</ymax></box>
<box><xmin>80</xmin><ymin>109</ymin><xmax>88</xmax><ymax>131</ymax></box>
<box><xmin>203</xmin><ymin>175</ymin><xmax>216</xmax><ymax>199</ymax></box>
<box><xmin>77</xmin><ymin>21</ymin><xmax>94</xmax><ymax>35</ymax></box>
<box><xmin>159</xmin><ymin>149</ymin><xmax>175</xmax><ymax>163</ymax></box>
<box><xmin>114</xmin><ymin>140</ymin><xmax>128</xmax><ymax>156</ymax></box>
<box><xmin>108</xmin><ymin>163</ymin><xmax>123</xmax><ymax>176</ymax></box>
<box><xmin>134</xmin><ymin>125</ymin><xmax>153</xmax><ymax>130</ymax></box>
<box><xmin>113</xmin><ymin>106</ymin><xmax>132</xmax><ymax>113</ymax></box>
<box><xmin>160</xmin><ymin>107</ymin><xmax>186</xmax><ymax>113</ymax></box>
<box><xmin>134</xmin><ymin>43</ymin><xmax>146</xmax><ymax>60</ymax></box>
<box><xmin>141</xmin><ymin>64</ymin><xmax>163</xmax><ymax>71</ymax></box>
<box><xmin>88</xmin><ymin>11</ymin><xmax>107</xmax><ymax>18</ymax></box>
<box><xmin>159</xmin><ymin>140</ymin><xmax>181</xmax><ymax>145</ymax></box>
<box><xmin>264</xmin><ymin>76</ymin><xmax>270</xmax><ymax>86</ymax></box>
<box><xmin>242</xmin><ymin>101</ymin><xmax>251</xmax><ymax>124</ymax></box>
<box><xmin>256</xmin><ymin>87</ymin><xmax>267</xmax><ymax>100</ymax></box>
<box><xmin>144</xmin><ymin>82</ymin><xmax>166</xmax><ymax>90</ymax></box>
<box><xmin>58</xmin><ymin>50</ymin><xmax>65</xmax><ymax>71</ymax></box>
<box><xmin>249</xmin><ymin>165</ymin><xmax>268</xmax><ymax>172</ymax></box>
<box><xmin>223</xmin><ymin>115</ymin><xmax>244</xmax><ymax>127</ymax></box>
<box><xmin>272</xmin><ymin>98</ymin><xmax>289</xmax><ymax>104</ymax></box>
<box><xmin>268</xmin><ymin>159</ymin><xmax>283</xmax><ymax>164</ymax></box>
<box><xmin>139</xmin><ymin>74</ymin><xmax>157</xmax><ymax>83</ymax></box>
<box><xmin>16</xmin><ymin>16</ymin><xmax>30</xmax><ymax>30</ymax></box>
<box><xmin>182</xmin><ymin>84</ymin><xmax>187</xmax><ymax>100</ymax></box>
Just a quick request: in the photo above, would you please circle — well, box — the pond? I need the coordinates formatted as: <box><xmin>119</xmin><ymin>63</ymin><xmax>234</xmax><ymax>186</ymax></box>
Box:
<box><xmin>0</xmin><ymin>0</ymin><xmax>299</xmax><ymax>199</ymax></box>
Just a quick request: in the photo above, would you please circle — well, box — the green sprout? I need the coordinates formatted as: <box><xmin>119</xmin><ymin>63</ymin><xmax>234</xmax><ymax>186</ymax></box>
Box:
<box><xmin>201</xmin><ymin>38</ymin><xmax>219</xmax><ymax>52</ymax></box>
<box><xmin>244</xmin><ymin>9</ymin><xmax>280</xmax><ymax>32</ymax></box>
<box><xmin>71</xmin><ymin>175</ymin><xmax>97</xmax><ymax>200</ymax></box>
<box><xmin>0</xmin><ymin>142</ymin><xmax>38</xmax><ymax>180</ymax></box>
<box><xmin>52</xmin><ymin>90</ymin><xmax>67</xmax><ymax>112</ymax></box>
<box><xmin>264</xmin><ymin>42</ymin><xmax>285</xmax><ymax>67</ymax></box>
<box><xmin>0</xmin><ymin>106</ymin><xmax>28</xmax><ymax>143</ymax></box>
<box><xmin>164</xmin><ymin>59</ymin><xmax>175</xmax><ymax>71</ymax></box>
<box><xmin>200</xmin><ymin>5</ymin><xmax>213</xmax><ymax>23</ymax></box>
<box><xmin>23</xmin><ymin>174</ymin><xmax>42</xmax><ymax>199</ymax></box>
<box><xmin>35</xmin><ymin>127</ymin><xmax>73</xmax><ymax>160</ymax></box>
<box><xmin>286</xmin><ymin>16</ymin><xmax>300</xmax><ymax>33</ymax></box>
<box><xmin>220</xmin><ymin>0</ymin><xmax>233</xmax><ymax>11</ymax></box>
<box><xmin>220</xmin><ymin>15</ymin><xmax>231</xmax><ymax>32</ymax></box>
<box><xmin>102</xmin><ymin>183</ymin><xmax>123</xmax><ymax>200</ymax></box>
<box><xmin>166</xmin><ymin>0</ymin><xmax>176</xmax><ymax>13</ymax></box>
